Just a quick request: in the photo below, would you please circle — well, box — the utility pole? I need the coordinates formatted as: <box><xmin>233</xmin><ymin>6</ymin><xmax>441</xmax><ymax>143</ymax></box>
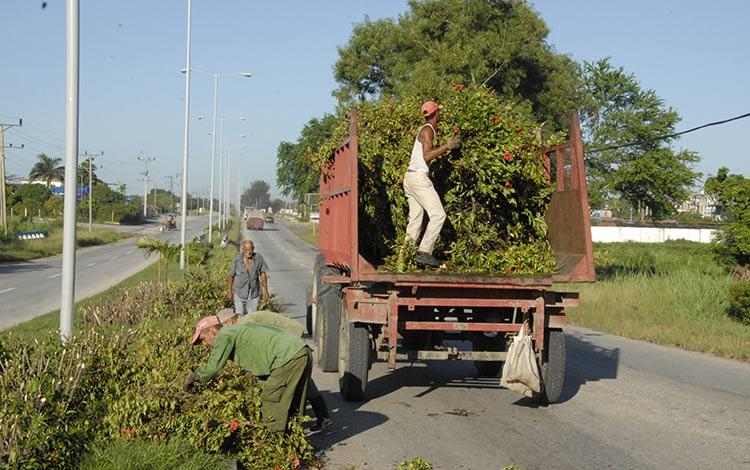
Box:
<box><xmin>166</xmin><ymin>174</ymin><xmax>178</xmax><ymax>213</ymax></box>
<box><xmin>1</xmin><ymin>119</ymin><xmax>23</xmax><ymax>232</ymax></box>
<box><xmin>60</xmin><ymin>0</ymin><xmax>79</xmax><ymax>342</ymax></box>
<box><xmin>80</xmin><ymin>151</ymin><xmax>103</xmax><ymax>231</ymax></box>
<box><xmin>137</xmin><ymin>156</ymin><xmax>155</xmax><ymax>217</ymax></box>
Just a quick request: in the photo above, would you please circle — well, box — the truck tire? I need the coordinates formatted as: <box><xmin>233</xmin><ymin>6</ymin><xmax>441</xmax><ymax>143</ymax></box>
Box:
<box><xmin>312</xmin><ymin>254</ymin><xmax>341</xmax><ymax>372</ymax></box>
<box><xmin>472</xmin><ymin>333</ymin><xmax>506</xmax><ymax>377</ymax></box>
<box><xmin>539</xmin><ymin>329</ymin><xmax>566</xmax><ymax>404</ymax></box>
<box><xmin>339</xmin><ymin>312</ymin><xmax>370</xmax><ymax>401</ymax></box>
<box><xmin>306</xmin><ymin>285</ymin><xmax>313</xmax><ymax>336</ymax></box>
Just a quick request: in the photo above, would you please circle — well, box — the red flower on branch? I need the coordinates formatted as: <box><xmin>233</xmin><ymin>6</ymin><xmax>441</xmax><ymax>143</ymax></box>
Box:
<box><xmin>121</xmin><ymin>428</ymin><xmax>136</xmax><ymax>439</ymax></box>
<box><xmin>455</xmin><ymin>83</ymin><xmax>464</xmax><ymax>91</ymax></box>
<box><xmin>229</xmin><ymin>420</ymin><xmax>239</xmax><ymax>432</ymax></box>
<box><xmin>453</xmin><ymin>126</ymin><xmax>460</xmax><ymax>134</ymax></box>
<box><xmin>293</xmin><ymin>458</ymin><xmax>301</xmax><ymax>468</ymax></box>
<box><xmin>505</xmin><ymin>181</ymin><xmax>513</xmax><ymax>189</ymax></box>
<box><xmin>492</xmin><ymin>114</ymin><xmax>501</xmax><ymax>124</ymax></box>
<box><xmin>214</xmin><ymin>375</ymin><xmax>223</xmax><ymax>383</ymax></box>
<box><xmin>503</xmin><ymin>153</ymin><xmax>513</xmax><ymax>161</ymax></box>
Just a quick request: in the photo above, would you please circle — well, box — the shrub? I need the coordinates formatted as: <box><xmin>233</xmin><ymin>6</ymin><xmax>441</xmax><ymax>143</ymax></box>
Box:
<box><xmin>2</xmin><ymin>272</ymin><xmax>314</xmax><ymax>469</ymax></box>
<box><xmin>398</xmin><ymin>457</ymin><xmax>432</xmax><ymax>470</ymax></box>
<box><xmin>728</xmin><ymin>282</ymin><xmax>750</xmax><ymax>323</ymax></box>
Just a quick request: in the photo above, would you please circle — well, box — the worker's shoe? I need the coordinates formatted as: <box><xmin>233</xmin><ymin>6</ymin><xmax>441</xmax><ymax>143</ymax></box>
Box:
<box><xmin>416</xmin><ymin>251</ymin><xmax>441</xmax><ymax>268</ymax></box>
<box><xmin>309</xmin><ymin>396</ymin><xmax>333</xmax><ymax>432</ymax></box>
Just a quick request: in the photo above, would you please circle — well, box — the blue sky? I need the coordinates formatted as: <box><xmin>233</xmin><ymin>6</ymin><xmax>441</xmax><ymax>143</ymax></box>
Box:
<box><xmin>1</xmin><ymin>0</ymin><xmax>748</xmax><ymax>199</ymax></box>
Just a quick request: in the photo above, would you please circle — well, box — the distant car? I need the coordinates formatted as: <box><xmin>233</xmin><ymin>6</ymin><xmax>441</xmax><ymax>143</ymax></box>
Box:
<box><xmin>310</xmin><ymin>211</ymin><xmax>320</xmax><ymax>222</ymax></box>
<box><xmin>265</xmin><ymin>215</ymin><xmax>274</xmax><ymax>223</ymax></box>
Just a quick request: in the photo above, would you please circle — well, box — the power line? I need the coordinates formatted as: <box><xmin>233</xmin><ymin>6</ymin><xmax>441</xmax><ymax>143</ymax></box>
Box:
<box><xmin>586</xmin><ymin>111</ymin><xmax>750</xmax><ymax>154</ymax></box>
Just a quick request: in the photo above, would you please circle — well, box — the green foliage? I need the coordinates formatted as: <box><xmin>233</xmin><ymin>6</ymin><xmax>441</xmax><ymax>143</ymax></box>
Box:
<box><xmin>241</xmin><ymin>180</ymin><xmax>272</xmax><ymax>210</ymax></box>
<box><xmin>580</xmin><ymin>58</ymin><xmax>700</xmax><ymax>219</ymax></box>
<box><xmin>333</xmin><ymin>0</ymin><xmax>580</xmax><ymax>131</ymax></box>
<box><xmin>79</xmin><ymin>438</ymin><xmax>226</xmax><ymax>470</ymax></box>
<box><xmin>593</xmin><ymin>241</ymin><xmax>724</xmax><ymax>279</ymax></box>
<box><xmin>0</xmin><ymin>271</ymin><xmax>314</xmax><ymax>469</ymax></box>
<box><xmin>728</xmin><ymin>282</ymin><xmax>750</xmax><ymax>324</ymax></box>
<box><xmin>705</xmin><ymin>167</ymin><xmax>750</xmax><ymax>268</ymax></box>
<box><xmin>28</xmin><ymin>153</ymin><xmax>64</xmax><ymax>188</ymax></box>
<box><xmin>137</xmin><ymin>237</ymin><xmax>180</xmax><ymax>283</ymax></box>
<box><xmin>276</xmin><ymin>114</ymin><xmax>339</xmax><ymax>201</ymax></box>
<box><xmin>11</xmin><ymin>183</ymin><xmax>51</xmax><ymax>213</ymax></box>
<box><xmin>397</xmin><ymin>457</ymin><xmax>432</xmax><ymax>470</ymax></box>
<box><xmin>313</xmin><ymin>85</ymin><xmax>559</xmax><ymax>274</ymax></box>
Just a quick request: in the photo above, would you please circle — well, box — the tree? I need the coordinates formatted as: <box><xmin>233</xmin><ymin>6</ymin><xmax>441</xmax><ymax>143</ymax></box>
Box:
<box><xmin>270</xmin><ymin>198</ymin><xmax>285</xmax><ymax>214</ymax></box>
<box><xmin>333</xmin><ymin>0</ymin><xmax>580</xmax><ymax>130</ymax></box>
<box><xmin>276</xmin><ymin>114</ymin><xmax>338</xmax><ymax>201</ymax></box>
<box><xmin>241</xmin><ymin>180</ymin><xmax>271</xmax><ymax>210</ymax></box>
<box><xmin>28</xmin><ymin>154</ymin><xmax>64</xmax><ymax>189</ymax></box>
<box><xmin>580</xmin><ymin>58</ymin><xmax>699</xmax><ymax>220</ymax></box>
<box><xmin>12</xmin><ymin>184</ymin><xmax>51</xmax><ymax>214</ymax></box>
<box><xmin>705</xmin><ymin>168</ymin><xmax>750</xmax><ymax>267</ymax></box>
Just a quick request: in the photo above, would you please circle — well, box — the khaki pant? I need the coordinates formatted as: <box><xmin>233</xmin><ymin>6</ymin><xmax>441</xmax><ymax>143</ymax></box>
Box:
<box><xmin>403</xmin><ymin>171</ymin><xmax>446</xmax><ymax>255</ymax></box>
<box><xmin>260</xmin><ymin>346</ymin><xmax>312</xmax><ymax>432</ymax></box>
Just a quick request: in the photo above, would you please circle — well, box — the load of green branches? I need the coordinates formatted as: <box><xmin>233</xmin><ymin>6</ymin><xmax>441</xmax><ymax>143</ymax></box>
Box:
<box><xmin>314</xmin><ymin>85</ymin><xmax>562</xmax><ymax>274</ymax></box>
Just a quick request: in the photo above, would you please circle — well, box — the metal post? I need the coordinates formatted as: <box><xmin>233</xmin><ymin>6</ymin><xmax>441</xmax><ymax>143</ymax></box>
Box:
<box><xmin>60</xmin><ymin>0</ymin><xmax>80</xmax><ymax>342</ymax></box>
<box><xmin>0</xmin><ymin>126</ymin><xmax>5</xmax><ymax>232</ymax></box>
<box><xmin>225</xmin><ymin>144</ymin><xmax>231</xmax><ymax>224</ymax></box>
<box><xmin>87</xmin><ymin>153</ymin><xmax>92</xmax><ymax>231</ymax></box>
<box><xmin>208</xmin><ymin>74</ymin><xmax>218</xmax><ymax>242</ymax></box>
<box><xmin>218</xmin><ymin>121</ymin><xmax>224</xmax><ymax>230</ymax></box>
<box><xmin>178</xmin><ymin>0</ymin><xmax>192</xmax><ymax>270</ymax></box>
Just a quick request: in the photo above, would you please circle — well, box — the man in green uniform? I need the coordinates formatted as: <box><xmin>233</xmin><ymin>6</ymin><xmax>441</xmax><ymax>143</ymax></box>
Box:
<box><xmin>216</xmin><ymin>308</ymin><xmax>333</xmax><ymax>432</ymax></box>
<box><xmin>183</xmin><ymin>315</ymin><xmax>312</xmax><ymax>432</ymax></box>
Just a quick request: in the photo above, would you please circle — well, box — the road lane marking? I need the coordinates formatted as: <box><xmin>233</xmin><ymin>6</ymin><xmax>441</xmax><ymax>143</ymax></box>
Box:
<box><xmin>86</xmin><ymin>262</ymin><xmax>97</xmax><ymax>267</ymax></box>
<box><xmin>110</xmin><ymin>256</ymin><xmax>119</xmax><ymax>260</ymax></box>
<box><xmin>0</xmin><ymin>287</ymin><xmax>16</xmax><ymax>294</ymax></box>
<box><xmin>47</xmin><ymin>273</ymin><xmax>62</xmax><ymax>279</ymax></box>
<box><xmin>126</xmin><ymin>250</ymin><xmax>133</xmax><ymax>255</ymax></box>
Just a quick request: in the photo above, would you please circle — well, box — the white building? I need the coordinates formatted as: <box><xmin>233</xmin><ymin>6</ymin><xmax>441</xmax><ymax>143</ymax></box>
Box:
<box><xmin>678</xmin><ymin>192</ymin><xmax>717</xmax><ymax>219</ymax></box>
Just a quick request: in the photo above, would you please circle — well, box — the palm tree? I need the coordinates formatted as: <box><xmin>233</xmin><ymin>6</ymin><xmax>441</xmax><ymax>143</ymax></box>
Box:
<box><xmin>28</xmin><ymin>154</ymin><xmax>64</xmax><ymax>189</ymax></box>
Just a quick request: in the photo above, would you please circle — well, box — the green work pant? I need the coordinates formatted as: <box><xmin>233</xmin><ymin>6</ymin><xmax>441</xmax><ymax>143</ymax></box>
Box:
<box><xmin>261</xmin><ymin>346</ymin><xmax>312</xmax><ymax>432</ymax></box>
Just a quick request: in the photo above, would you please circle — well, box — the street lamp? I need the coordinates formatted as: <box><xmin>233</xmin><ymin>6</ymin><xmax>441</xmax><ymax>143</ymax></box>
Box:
<box><xmin>177</xmin><ymin>0</ymin><xmax>193</xmax><ymax>271</ymax></box>
<box><xmin>225</xmin><ymin>141</ymin><xmax>246</xmax><ymax>225</ymax></box>
<box><xmin>183</xmin><ymin>68</ymin><xmax>251</xmax><ymax>244</ymax></box>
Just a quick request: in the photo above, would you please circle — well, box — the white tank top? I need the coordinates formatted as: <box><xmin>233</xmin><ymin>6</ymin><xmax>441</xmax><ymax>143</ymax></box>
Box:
<box><xmin>407</xmin><ymin>124</ymin><xmax>434</xmax><ymax>173</ymax></box>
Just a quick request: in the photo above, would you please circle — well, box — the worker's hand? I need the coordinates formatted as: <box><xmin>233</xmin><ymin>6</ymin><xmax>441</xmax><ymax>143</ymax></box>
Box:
<box><xmin>183</xmin><ymin>370</ymin><xmax>197</xmax><ymax>392</ymax></box>
<box><xmin>447</xmin><ymin>135</ymin><xmax>462</xmax><ymax>150</ymax></box>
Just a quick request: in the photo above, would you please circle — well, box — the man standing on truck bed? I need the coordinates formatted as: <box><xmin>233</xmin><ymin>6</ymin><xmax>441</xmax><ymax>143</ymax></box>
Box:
<box><xmin>403</xmin><ymin>101</ymin><xmax>462</xmax><ymax>267</ymax></box>
<box><xmin>227</xmin><ymin>240</ymin><xmax>269</xmax><ymax>314</ymax></box>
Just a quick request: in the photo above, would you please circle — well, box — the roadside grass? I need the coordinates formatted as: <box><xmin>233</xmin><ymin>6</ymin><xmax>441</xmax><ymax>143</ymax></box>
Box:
<box><xmin>80</xmin><ymin>438</ymin><xmax>226</xmax><ymax>470</ymax></box>
<box><xmin>2</xmin><ymin>219</ymin><xmax>238</xmax><ymax>344</ymax></box>
<box><xmin>280</xmin><ymin>219</ymin><xmax>318</xmax><ymax>247</ymax></box>
<box><xmin>562</xmin><ymin>241</ymin><xmax>750</xmax><ymax>361</ymax></box>
<box><xmin>0</xmin><ymin>227</ymin><xmax>130</xmax><ymax>262</ymax></box>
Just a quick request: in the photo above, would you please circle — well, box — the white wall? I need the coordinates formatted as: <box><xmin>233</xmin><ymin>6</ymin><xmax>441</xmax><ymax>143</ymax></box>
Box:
<box><xmin>591</xmin><ymin>226</ymin><xmax>717</xmax><ymax>244</ymax></box>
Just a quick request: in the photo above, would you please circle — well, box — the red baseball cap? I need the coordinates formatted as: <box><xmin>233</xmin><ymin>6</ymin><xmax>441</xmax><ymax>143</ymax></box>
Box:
<box><xmin>421</xmin><ymin>101</ymin><xmax>441</xmax><ymax>117</ymax></box>
<box><xmin>191</xmin><ymin>315</ymin><xmax>221</xmax><ymax>346</ymax></box>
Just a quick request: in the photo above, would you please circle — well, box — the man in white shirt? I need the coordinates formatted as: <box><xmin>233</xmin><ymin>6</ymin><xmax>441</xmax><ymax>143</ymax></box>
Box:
<box><xmin>402</xmin><ymin>101</ymin><xmax>461</xmax><ymax>267</ymax></box>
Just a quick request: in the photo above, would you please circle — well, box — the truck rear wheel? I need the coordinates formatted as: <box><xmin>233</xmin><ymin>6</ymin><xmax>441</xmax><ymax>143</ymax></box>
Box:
<box><xmin>539</xmin><ymin>329</ymin><xmax>566</xmax><ymax>403</ymax></box>
<box><xmin>339</xmin><ymin>309</ymin><xmax>370</xmax><ymax>401</ymax></box>
<box><xmin>312</xmin><ymin>254</ymin><xmax>341</xmax><ymax>372</ymax></box>
<box><xmin>472</xmin><ymin>333</ymin><xmax>507</xmax><ymax>377</ymax></box>
<box><xmin>306</xmin><ymin>285</ymin><xmax>313</xmax><ymax>336</ymax></box>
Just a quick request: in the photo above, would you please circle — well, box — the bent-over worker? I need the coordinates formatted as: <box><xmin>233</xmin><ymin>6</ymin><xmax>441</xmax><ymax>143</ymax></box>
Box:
<box><xmin>216</xmin><ymin>308</ymin><xmax>333</xmax><ymax>432</ymax></box>
<box><xmin>184</xmin><ymin>315</ymin><xmax>311</xmax><ymax>432</ymax></box>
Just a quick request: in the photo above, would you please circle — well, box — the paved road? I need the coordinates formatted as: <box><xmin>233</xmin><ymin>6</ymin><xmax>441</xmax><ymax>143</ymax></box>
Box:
<box><xmin>247</xmin><ymin>221</ymin><xmax>750</xmax><ymax>470</ymax></box>
<box><xmin>0</xmin><ymin>216</ymin><xmax>209</xmax><ymax>330</ymax></box>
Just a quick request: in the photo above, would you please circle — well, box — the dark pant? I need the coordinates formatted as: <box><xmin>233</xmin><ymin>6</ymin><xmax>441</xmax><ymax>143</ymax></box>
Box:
<box><xmin>260</xmin><ymin>346</ymin><xmax>312</xmax><ymax>432</ymax></box>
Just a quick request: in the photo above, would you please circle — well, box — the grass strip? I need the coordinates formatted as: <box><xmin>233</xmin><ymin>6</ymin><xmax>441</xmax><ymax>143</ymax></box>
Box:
<box><xmin>0</xmin><ymin>227</ymin><xmax>131</xmax><ymax>262</ymax></box>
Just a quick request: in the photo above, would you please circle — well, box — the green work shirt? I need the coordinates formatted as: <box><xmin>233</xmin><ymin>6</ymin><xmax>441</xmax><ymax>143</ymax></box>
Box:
<box><xmin>195</xmin><ymin>324</ymin><xmax>305</xmax><ymax>381</ymax></box>
<box><xmin>239</xmin><ymin>310</ymin><xmax>305</xmax><ymax>338</ymax></box>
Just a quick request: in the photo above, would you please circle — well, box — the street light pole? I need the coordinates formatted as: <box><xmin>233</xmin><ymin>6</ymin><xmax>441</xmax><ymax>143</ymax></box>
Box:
<box><xmin>178</xmin><ymin>0</ymin><xmax>193</xmax><ymax>270</ymax></box>
<box><xmin>60</xmin><ymin>0</ymin><xmax>80</xmax><ymax>342</ymax></box>
<box><xmin>208</xmin><ymin>73</ymin><xmax>218</xmax><ymax>242</ymax></box>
